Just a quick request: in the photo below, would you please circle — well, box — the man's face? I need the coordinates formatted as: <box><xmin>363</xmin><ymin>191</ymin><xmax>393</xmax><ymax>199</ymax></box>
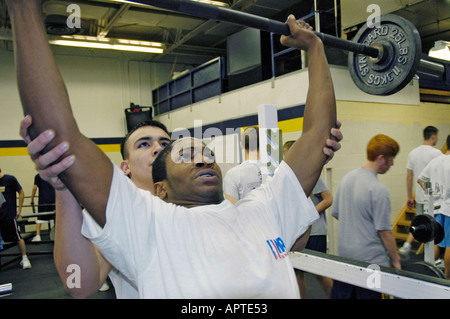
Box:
<box><xmin>121</xmin><ymin>126</ymin><xmax>170</xmax><ymax>191</ymax></box>
<box><xmin>431</xmin><ymin>133</ymin><xmax>439</xmax><ymax>146</ymax></box>
<box><xmin>161</xmin><ymin>137</ymin><xmax>224</xmax><ymax>206</ymax></box>
<box><xmin>377</xmin><ymin>155</ymin><xmax>394</xmax><ymax>174</ymax></box>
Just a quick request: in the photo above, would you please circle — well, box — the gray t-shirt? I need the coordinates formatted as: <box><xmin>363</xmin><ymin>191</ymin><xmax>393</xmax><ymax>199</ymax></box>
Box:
<box><xmin>310</xmin><ymin>177</ymin><xmax>329</xmax><ymax>236</ymax></box>
<box><xmin>331</xmin><ymin>168</ymin><xmax>392</xmax><ymax>267</ymax></box>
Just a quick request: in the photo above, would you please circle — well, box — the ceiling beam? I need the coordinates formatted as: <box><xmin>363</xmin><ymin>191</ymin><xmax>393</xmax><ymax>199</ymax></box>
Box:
<box><xmin>151</xmin><ymin>0</ymin><xmax>259</xmax><ymax>61</ymax></box>
<box><xmin>98</xmin><ymin>3</ymin><xmax>131</xmax><ymax>38</ymax></box>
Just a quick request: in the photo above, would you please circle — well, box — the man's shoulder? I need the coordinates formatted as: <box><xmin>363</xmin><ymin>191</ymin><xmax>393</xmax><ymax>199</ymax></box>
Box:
<box><xmin>410</xmin><ymin>145</ymin><xmax>441</xmax><ymax>155</ymax></box>
<box><xmin>1</xmin><ymin>174</ymin><xmax>18</xmax><ymax>183</ymax></box>
<box><xmin>344</xmin><ymin>167</ymin><xmax>366</xmax><ymax>178</ymax></box>
<box><xmin>341</xmin><ymin>168</ymin><xmax>378</xmax><ymax>187</ymax></box>
<box><xmin>408</xmin><ymin>145</ymin><xmax>423</xmax><ymax>157</ymax></box>
<box><xmin>226</xmin><ymin>161</ymin><xmax>260</xmax><ymax>175</ymax></box>
<box><xmin>424</xmin><ymin>145</ymin><xmax>443</xmax><ymax>155</ymax></box>
<box><xmin>427</xmin><ymin>154</ymin><xmax>446</xmax><ymax>167</ymax></box>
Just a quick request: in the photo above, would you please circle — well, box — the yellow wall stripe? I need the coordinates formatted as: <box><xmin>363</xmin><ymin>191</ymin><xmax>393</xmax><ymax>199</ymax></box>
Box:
<box><xmin>0</xmin><ymin>147</ymin><xmax>30</xmax><ymax>157</ymax></box>
<box><xmin>241</xmin><ymin>117</ymin><xmax>304</xmax><ymax>133</ymax></box>
<box><xmin>0</xmin><ymin>116</ymin><xmax>304</xmax><ymax>157</ymax></box>
<box><xmin>98</xmin><ymin>144</ymin><xmax>121</xmax><ymax>153</ymax></box>
<box><xmin>279</xmin><ymin>117</ymin><xmax>304</xmax><ymax>133</ymax></box>
<box><xmin>0</xmin><ymin>144</ymin><xmax>121</xmax><ymax>157</ymax></box>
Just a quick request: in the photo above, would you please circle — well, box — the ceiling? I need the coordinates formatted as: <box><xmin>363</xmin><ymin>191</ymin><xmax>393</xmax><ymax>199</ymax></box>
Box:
<box><xmin>0</xmin><ymin>0</ymin><xmax>449</xmax><ymax>68</ymax></box>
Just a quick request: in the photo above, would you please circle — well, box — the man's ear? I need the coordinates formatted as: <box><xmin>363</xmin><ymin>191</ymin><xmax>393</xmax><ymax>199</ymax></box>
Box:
<box><xmin>154</xmin><ymin>182</ymin><xmax>168</xmax><ymax>200</ymax></box>
<box><xmin>377</xmin><ymin>154</ymin><xmax>385</xmax><ymax>163</ymax></box>
<box><xmin>120</xmin><ymin>160</ymin><xmax>131</xmax><ymax>177</ymax></box>
<box><xmin>374</xmin><ymin>154</ymin><xmax>386</xmax><ymax>168</ymax></box>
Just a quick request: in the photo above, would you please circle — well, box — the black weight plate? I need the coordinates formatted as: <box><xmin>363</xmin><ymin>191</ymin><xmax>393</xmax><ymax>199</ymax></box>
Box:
<box><xmin>403</xmin><ymin>261</ymin><xmax>446</xmax><ymax>279</ymax></box>
<box><xmin>348</xmin><ymin>14</ymin><xmax>422</xmax><ymax>96</ymax></box>
<box><xmin>410</xmin><ymin>214</ymin><xmax>433</xmax><ymax>242</ymax></box>
<box><xmin>410</xmin><ymin>214</ymin><xmax>445</xmax><ymax>244</ymax></box>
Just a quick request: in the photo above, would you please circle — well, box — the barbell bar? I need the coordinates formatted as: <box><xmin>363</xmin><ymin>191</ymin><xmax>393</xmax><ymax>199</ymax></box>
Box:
<box><xmin>129</xmin><ymin>0</ymin><xmax>380</xmax><ymax>57</ymax></box>
<box><xmin>129</xmin><ymin>0</ymin><xmax>445</xmax><ymax>96</ymax></box>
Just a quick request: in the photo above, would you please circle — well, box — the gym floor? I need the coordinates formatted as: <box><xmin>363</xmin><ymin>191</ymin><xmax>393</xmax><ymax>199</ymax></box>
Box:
<box><xmin>0</xmin><ymin>230</ymin><xmax>116</xmax><ymax>299</ymax></box>
<box><xmin>0</xmin><ymin>232</ymin><xmax>442</xmax><ymax>299</ymax></box>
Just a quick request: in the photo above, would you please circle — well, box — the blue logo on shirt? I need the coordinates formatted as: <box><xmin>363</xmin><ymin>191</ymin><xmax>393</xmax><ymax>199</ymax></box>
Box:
<box><xmin>266</xmin><ymin>237</ymin><xmax>288</xmax><ymax>260</ymax></box>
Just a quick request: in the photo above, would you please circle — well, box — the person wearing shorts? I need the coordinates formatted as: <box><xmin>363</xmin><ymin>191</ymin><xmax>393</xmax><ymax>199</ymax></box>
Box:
<box><xmin>0</xmin><ymin>168</ymin><xmax>31</xmax><ymax>269</ymax></box>
<box><xmin>418</xmin><ymin>134</ymin><xmax>450</xmax><ymax>279</ymax></box>
<box><xmin>30</xmin><ymin>174</ymin><xmax>55</xmax><ymax>241</ymax></box>
<box><xmin>399</xmin><ymin>126</ymin><xmax>441</xmax><ymax>255</ymax></box>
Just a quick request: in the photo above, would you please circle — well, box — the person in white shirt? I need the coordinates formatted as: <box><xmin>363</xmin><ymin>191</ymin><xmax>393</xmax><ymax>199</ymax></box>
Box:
<box><xmin>399</xmin><ymin>126</ymin><xmax>441</xmax><ymax>255</ymax></box>
<box><xmin>417</xmin><ymin>134</ymin><xmax>450</xmax><ymax>279</ymax></box>
<box><xmin>8</xmin><ymin>0</ymin><xmax>340</xmax><ymax>298</ymax></box>
<box><xmin>20</xmin><ymin>118</ymin><xmax>171</xmax><ymax>298</ymax></box>
<box><xmin>224</xmin><ymin>127</ymin><xmax>262</xmax><ymax>204</ymax></box>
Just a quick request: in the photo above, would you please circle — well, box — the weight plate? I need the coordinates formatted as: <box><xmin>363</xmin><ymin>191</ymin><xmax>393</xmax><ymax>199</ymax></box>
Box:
<box><xmin>410</xmin><ymin>214</ymin><xmax>444</xmax><ymax>244</ymax></box>
<box><xmin>403</xmin><ymin>261</ymin><xmax>446</xmax><ymax>279</ymax></box>
<box><xmin>348</xmin><ymin>14</ymin><xmax>422</xmax><ymax>96</ymax></box>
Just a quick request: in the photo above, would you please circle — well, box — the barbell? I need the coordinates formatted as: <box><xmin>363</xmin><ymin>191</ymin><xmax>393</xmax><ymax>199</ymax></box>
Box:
<box><xmin>130</xmin><ymin>0</ymin><xmax>445</xmax><ymax>96</ymax></box>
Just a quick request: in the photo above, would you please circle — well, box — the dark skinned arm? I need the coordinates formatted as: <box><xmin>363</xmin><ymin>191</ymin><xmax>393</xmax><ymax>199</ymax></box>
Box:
<box><xmin>7</xmin><ymin>0</ymin><xmax>111</xmax><ymax>226</ymax></box>
<box><xmin>280</xmin><ymin>16</ymin><xmax>337</xmax><ymax>197</ymax></box>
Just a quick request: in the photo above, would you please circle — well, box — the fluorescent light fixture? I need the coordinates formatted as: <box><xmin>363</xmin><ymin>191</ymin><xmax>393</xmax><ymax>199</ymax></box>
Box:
<box><xmin>48</xmin><ymin>35</ymin><xmax>164</xmax><ymax>54</ymax></box>
<box><xmin>111</xmin><ymin>0</ymin><xmax>229</xmax><ymax>7</ymax></box>
<box><xmin>191</xmin><ymin>0</ymin><xmax>229</xmax><ymax>7</ymax></box>
<box><xmin>428</xmin><ymin>40</ymin><xmax>450</xmax><ymax>61</ymax></box>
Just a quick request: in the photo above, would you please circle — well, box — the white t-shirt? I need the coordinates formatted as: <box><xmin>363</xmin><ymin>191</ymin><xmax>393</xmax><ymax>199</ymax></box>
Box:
<box><xmin>418</xmin><ymin>154</ymin><xmax>450</xmax><ymax>217</ymax></box>
<box><xmin>82</xmin><ymin>208</ymin><xmax>139</xmax><ymax>299</ymax></box>
<box><xmin>81</xmin><ymin>161</ymin><xmax>318</xmax><ymax>299</ymax></box>
<box><xmin>407</xmin><ymin>145</ymin><xmax>442</xmax><ymax>203</ymax></box>
<box><xmin>223</xmin><ymin>160</ymin><xmax>263</xmax><ymax>200</ymax></box>
<box><xmin>108</xmin><ymin>267</ymin><xmax>139</xmax><ymax>298</ymax></box>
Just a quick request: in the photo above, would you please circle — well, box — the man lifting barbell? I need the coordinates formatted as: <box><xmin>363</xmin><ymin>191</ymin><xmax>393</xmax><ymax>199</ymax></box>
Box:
<box><xmin>7</xmin><ymin>0</ymin><xmax>341</xmax><ymax>298</ymax></box>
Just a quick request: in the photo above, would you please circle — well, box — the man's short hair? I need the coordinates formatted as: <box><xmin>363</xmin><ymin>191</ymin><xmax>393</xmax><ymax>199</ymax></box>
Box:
<box><xmin>446</xmin><ymin>134</ymin><xmax>450</xmax><ymax>149</ymax></box>
<box><xmin>242</xmin><ymin>127</ymin><xmax>259</xmax><ymax>151</ymax></box>
<box><xmin>120</xmin><ymin>120</ymin><xmax>170</xmax><ymax>159</ymax></box>
<box><xmin>366</xmin><ymin>134</ymin><xmax>400</xmax><ymax>161</ymax></box>
<box><xmin>423</xmin><ymin>126</ymin><xmax>438</xmax><ymax>140</ymax></box>
<box><xmin>152</xmin><ymin>140</ymin><xmax>176</xmax><ymax>184</ymax></box>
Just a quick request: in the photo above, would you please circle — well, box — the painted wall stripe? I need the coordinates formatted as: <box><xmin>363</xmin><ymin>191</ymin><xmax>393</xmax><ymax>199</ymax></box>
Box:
<box><xmin>0</xmin><ymin>105</ymin><xmax>304</xmax><ymax>156</ymax></box>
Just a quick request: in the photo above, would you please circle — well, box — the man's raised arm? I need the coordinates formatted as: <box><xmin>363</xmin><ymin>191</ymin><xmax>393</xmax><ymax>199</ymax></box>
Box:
<box><xmin>7</xmin><ymin>0</ymin><xmax>111</xmax><ymax>226</ymax></box>
<box><xmin>281</xmin><ymin>16</ymin><xmax>337</xmax><ymax>197</ymax></box>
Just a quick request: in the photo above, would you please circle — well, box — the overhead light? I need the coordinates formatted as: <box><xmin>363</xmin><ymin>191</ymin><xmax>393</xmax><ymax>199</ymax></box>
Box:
<box><xmin>191</xmin><ymin>0</ymin><xmax>229</xmax><ymax>7</ymax></box>
<box><xmin>428</xmin><ymin>40</ymin><xmax>450</xmax><ymax>61</ymax></box>
<box><xmin>111</xmin><ymin>0</ymin><xmax>229</xmax><ymax>7</ymax></box>
<box><xmin>48</xmin><ymin>35</ymin><xmax>164</xmax><ymax>54</ymax></box>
